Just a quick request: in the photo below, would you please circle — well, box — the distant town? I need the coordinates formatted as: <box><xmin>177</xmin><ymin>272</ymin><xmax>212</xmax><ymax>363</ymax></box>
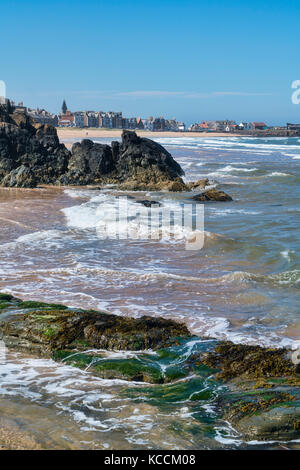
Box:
<box><xmin>6</xmin><ymin>99</ymin><xmax>300</xmax><ymax>135</ymax></box>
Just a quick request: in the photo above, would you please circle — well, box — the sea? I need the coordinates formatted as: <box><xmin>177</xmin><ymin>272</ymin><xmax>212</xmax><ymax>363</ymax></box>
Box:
<box><xmin>0</xmin><ymin>136</ymin><xmax>299</xmax><ymax>449</ymax></box>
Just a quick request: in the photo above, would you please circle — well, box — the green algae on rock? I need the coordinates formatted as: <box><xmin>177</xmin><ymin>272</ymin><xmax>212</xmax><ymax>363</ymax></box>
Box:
<box><xmin>53</xmin><ymin>350</ymin><xmax>166</xmax><ymax>384</ymax></box>
<box><xmin>0</xmin><ymin>294</ymin><xmax>191</xmax><ymax>357</ymax></box>
<box><xmin>0</xmin><ymin>293</ymin><xmax>299</xmax><ymax>440</ymax></box>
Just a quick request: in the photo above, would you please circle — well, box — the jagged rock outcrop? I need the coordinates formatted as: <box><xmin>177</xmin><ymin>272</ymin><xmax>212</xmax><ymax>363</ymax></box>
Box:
<box><xmin>0</xmin><ymin>104</ymin><xmax>70</xmax><ymax>187</ymax></box>
<box><xmin>0</xmin><ymin>104</ymin><xmax>234</xmax><ymax>196</ymax></box>
<box><xmin>108</xmin><ymin>130</ymin><xmax>186</xmax><ymax>191</ymax></box>
<box><xmin>0</xmin><ymin>102</ymin><xmax>187</xmax><ymax>191</ymax></box>
<box><xmin>61</xmin><ymin>130</ymin><xmax>187</xmax><ymax>190</ymax></box>
<box><xmin>60</xmin><ymin>139</ymin><xmax>114</xmax><ymax>185</ymax></box>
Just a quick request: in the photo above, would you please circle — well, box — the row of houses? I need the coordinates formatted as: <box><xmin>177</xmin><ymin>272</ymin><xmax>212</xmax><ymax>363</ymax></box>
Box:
<box><xmin>27</xmin><ymin>108</ymin><xmax>59</xmax><ymax>126</ymax></box>
<box><xmin>9</xmin><ymin>100</ymin><xmax>300</xmax><ymax>134</ymax></box>
<box><xmin>58</xmin><ymin>102</ymin><xmax>186</xmax><ymax>131</ymax></box>
<box><xmin>188</xmin><ymin>120</ymin><xmax>268</xmax><ymax>132</ymax></box>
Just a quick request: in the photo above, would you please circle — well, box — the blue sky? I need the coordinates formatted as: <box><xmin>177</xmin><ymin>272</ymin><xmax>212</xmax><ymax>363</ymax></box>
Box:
<box><xmin>1</xmin><ymin>0</ymin><xmax>300</xmax><ymax>125</ymax></box>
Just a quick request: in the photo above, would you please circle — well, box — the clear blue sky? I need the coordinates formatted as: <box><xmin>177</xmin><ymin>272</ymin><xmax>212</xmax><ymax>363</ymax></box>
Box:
<box><xmin>1</xmin><ymin>0</ymin><xmax>300</xmax><ymax>125</ymax></box>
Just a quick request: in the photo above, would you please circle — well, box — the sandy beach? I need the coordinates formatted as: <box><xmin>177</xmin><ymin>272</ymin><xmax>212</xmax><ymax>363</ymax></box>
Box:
<box><xmin>0</xmin><ymin>421</ymin><xmax>41</xmax><ymax>450</ymax></box>
<box><xmin>57</xmin><ymin>128</ymin><xmax>233</xmax><ymax>140</ymax></box>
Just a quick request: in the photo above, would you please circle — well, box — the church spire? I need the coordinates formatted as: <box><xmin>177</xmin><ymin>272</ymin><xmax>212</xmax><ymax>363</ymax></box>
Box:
<box><xmin>62</xmin><ymin>100</ymin><xmax>67</xmax><ymax>114</ymax></box>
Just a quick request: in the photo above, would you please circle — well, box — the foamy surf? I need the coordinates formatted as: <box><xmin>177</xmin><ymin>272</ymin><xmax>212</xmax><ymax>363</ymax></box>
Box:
<box><xmin>62</xmin><ymin>190</ymin><xmax>207</xmax><ymax>245</ymax></box>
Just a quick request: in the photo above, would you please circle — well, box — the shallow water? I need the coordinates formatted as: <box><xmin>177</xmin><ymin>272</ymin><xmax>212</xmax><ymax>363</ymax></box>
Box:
<box><xmin>0</xmin><ymin>136</ymin><xmax>299</xmax><ymax>449</ymax></box>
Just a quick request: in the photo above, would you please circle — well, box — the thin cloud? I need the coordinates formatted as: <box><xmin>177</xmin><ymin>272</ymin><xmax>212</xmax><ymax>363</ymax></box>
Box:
<box><xmin>115</xmin><ymin>91</ymin><xmax>187</xmax><ymax>97</ymax></box>
<box><xmin>12</xmin><ymin>90</ymin><xmax>276</xmax><ymax>100</ymax></box>
<box><xmin>212</xmin><ymin>91</ymin><xmax>274</xmax><ymax>97</ymax></box>
<box><xmin>113</xmin><ymin>90</ymin><xmax>276</xmax><ymax>98</ymax></box>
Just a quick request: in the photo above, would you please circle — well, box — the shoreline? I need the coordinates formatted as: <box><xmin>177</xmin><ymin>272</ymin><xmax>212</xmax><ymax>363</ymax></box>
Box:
<box><xmin>57</xmin><ymin>128</ymin><xmax>238</xmax><ymax>139</ymax></box>
<box><xmin>57</xmin><ymin>128</ymin><xmax>299</xmax><ymax>140</ymax></box>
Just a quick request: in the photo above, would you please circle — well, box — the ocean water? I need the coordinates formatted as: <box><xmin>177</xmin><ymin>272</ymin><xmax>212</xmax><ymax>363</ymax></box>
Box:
<box><xmin>0</xmin><ymin>136</ymin><xmax>299</xmax><ymax>449</ymax></box>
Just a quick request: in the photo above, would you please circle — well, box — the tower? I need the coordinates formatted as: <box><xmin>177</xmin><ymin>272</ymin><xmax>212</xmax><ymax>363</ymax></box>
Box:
<box><xmin>62</xmin><ymin>100</ymin><xmax>67</xmax><ymax>114</ymax></box>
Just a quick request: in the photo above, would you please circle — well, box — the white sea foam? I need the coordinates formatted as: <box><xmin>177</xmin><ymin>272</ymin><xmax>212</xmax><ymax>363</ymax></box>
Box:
<box><xmin>219</xmin><ymin>165</ymin><xmax>258</xmax><ymax>173</ymax></box>
<box><xmin>208</xmin><ymin>208</ymin><xmax>261</xmax><ymax>217</ymax></box>
<box><xmin>64</xmin><ymin>189</ymin><xmax>95</xmax><ymax>199</ymax></box>
<box><xmin>0</xmin><ymin>229</ymin><xmax>68</xmax><ymax>251</ymax></box>
<box><xmin>266</xmin><ymin>172</ymin><xmax>292</xmax><ymax>177</ymax></box>
<box><xmin>62</xmin><ymin>193</ymin><xmax>205</xmax><ymax>245</ymax></box>
<box><xmin>280</xmin><ymin>250</ymin><xmax>295</xmax><ymax>262</ymax></box>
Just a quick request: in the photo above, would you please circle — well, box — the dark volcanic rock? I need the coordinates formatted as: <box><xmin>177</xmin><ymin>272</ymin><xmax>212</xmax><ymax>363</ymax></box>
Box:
<box><xmin>0</xmin><ymin>106</ymin><xmax>70</xmax><ymax>187</ymax></box>
<box><xmin>61</xmin><ymin>130</ymin><xmax>187</xmax><ymax>191</ymax></box>
<box><xmin>0</xmin><ymin>107</ymin><xmax>186</xmax><ymax>191</ymax></box>
<box><xmin>60</xmin><ymin>139</ymin><xmax>114</xmax><ymax>185</ymax></box>
<box><xmin>115</xmin><ymin>130</ymin><xmax>183</xmax><ymax>177</ymax></box>
<box><xmin>1</xmin><ymin>164</ymin><xmax>37</xmax><ymax>188</ymax></box>
<box><xmin>109</xmin><ymin>131</ymin><xmax>186</xmax><ymax>191</ymax></box>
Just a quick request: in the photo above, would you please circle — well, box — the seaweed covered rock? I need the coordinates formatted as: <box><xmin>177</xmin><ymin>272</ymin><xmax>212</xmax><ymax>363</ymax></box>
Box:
<box><xmin>54</xmin><ymin>351</ymin><xmax>167</xmax><ymax>383</ymax></box>
<box><xmin>0</xmin><ymin>294</ymin><xmax>191</xmax><ymax>356</ymax></box>
<box><xmin>192</xmin><ymin>188</ymin><xmax>232</xmax><ymax>202</ymax></box>
<box><xmin>217</xmin><ymin>381</ymin><xmax>300</xmax><ymax>441</ymax></box>
<box><xmin>200</xmin><ymin>341</ymin><xmax>299</xmax><ymax>380</ymax></box>
<box><xmin>0</xmin><ymin>293</ymin><xmax>191</xmax><ymax>383</ymax></box>
<box><xmin>198</xmin><ymin>341</ymin><xmax>300</xmax><ymax>441</ymax></box>
<box><xmin>0</xmin><ymin>293</ymin><xmax>299</xmax><ymax>436</ymax></box>
<box><xmin>186</xmin><ymin>178</ymin><xmax>210</xmax><ymax>190</ymax></box>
